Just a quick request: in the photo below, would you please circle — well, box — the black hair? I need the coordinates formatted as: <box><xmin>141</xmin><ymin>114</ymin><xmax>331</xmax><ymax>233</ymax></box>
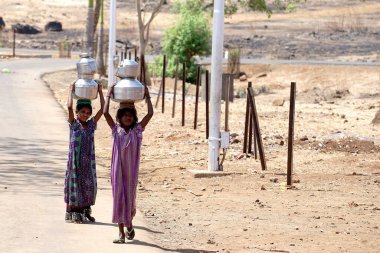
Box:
<box><xmin>116</xmin><ymin>107</ymin><xmax>138</xmax><ymax>128</ymax></box>
<box><xmin>76</xmin><ymin>103</ymin><xmax>93</xmax><ymax>114</ymax></box>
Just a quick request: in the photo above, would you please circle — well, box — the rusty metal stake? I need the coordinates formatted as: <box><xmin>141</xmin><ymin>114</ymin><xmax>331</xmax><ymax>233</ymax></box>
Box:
<box><xmin>172</xmin><ymin>58</ymin><xmax>179</xmax><ymax>118</ymax></box>
<box><xmin>243</xmin><ymin>82</ymin><xmax>252</xmax><ymax>153</ymax></box>
<box><xmin>287</xmin><ymin>82</ymin><xmax>296</xmax><ymax>186</ymax></box>
<box><xmin>225</xmin><ymin>74</ymin><xmax>230</xmax><ymax>131</ymax></box>
<box><xmin>248</xmin><ymin>87</ymin><xmax>267</xmax><ymax>170</ymax></box>
<box><xmin>162</xmin><ymin>55</ymin><xmax>167</xmax><ymax>113</ymax></box>
<box><xmin>182</xmin><ymin>62</ymin><xmax>186</xmax><ymax>126</ymax></box>
<box><xmin>194</xmin><ymin>65</ymin><xmax>201</xmax><ymax>129</ymax></box>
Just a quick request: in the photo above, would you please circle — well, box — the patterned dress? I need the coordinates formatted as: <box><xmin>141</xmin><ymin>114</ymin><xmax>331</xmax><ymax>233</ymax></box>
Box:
<box><xmin>110</xmin><ymin>123</ymin><xmax>143</xmax><ymax>227</ymax></box>
<box><xmin>64</xmin><ymin>118</ymin><xmax>97</xmax><ymax>209</ymax></box>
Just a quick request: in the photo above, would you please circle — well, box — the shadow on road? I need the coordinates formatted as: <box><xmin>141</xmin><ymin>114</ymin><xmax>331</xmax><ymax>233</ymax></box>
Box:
<box><xmin>0</xmin><ymin>137</ymin><xmax>67</xmax><ymax>195</ymax></box>
<box><xmin>127</xmin><ymin>239</ymin><xmax>206</xmax><ymax>253</ymax></box>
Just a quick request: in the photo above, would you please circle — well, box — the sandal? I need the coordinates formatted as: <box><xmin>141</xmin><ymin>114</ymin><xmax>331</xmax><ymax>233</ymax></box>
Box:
<box><xmin>72</xmin><ymin>212</ymin><xmax>83</xmax><ymax>224</ymax></box>
<box><xmin>126</xmin><ymin>227</ymin><xmax>135</xmax><ymax>240</ymax></box>
<box><xmin>83</xmin><ymin>208</ymin><xmax>95</xmax><ymax>222</ymax></box>
<box><xmin>113</xmin><ymin>235</ymin><xmax>125</xmax><ymax>244</ymax></box>
<box><xmin>65</xmin><ymin>212</ymin><xmax>73</xmax><ymax>223</ymax></box>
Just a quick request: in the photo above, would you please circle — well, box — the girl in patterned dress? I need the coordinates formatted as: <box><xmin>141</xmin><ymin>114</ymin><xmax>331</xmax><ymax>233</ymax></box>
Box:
<box><xmin>103</xmin><ymin>84</ymin><xmax>153</xmax><ymax>243</ymax></box>
<box><xmin>64</xmin><ymin>83</ymin><xmax>104</xmax><ymax>223</ymax></box>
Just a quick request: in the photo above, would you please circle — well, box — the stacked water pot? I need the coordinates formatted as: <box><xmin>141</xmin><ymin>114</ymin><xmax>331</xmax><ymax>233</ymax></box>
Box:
<box><xmin>112</xmin><ymin>59</ymin><xmax>145</xmax><ymax>105</ymax></box>
<box><xmin>74</xmin><ymin>53</ymin><xmax>98</xmax><ymax>100</ymax></box>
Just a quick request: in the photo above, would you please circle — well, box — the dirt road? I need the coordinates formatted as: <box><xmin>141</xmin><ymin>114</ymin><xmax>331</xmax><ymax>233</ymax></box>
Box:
<box><xmin>0</xmin><ymin>59</ymin><xmax>165</xmax><ymax>253</ymax></box>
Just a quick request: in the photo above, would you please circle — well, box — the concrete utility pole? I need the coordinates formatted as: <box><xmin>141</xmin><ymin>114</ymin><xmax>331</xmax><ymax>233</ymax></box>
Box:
<box><xmin>108</xmin><ymin>0</ymin><xmax>117</xmax><ymax>86</ymax></box>
<box><xmin>208</xmin><ymin>0</ymin><xmax>225</xmax><ymax>171</ymax></box>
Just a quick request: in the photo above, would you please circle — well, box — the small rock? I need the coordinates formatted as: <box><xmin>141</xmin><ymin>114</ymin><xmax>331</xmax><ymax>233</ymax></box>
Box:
<box><xmin>243</xmin><ymin>228</ymin><xmax>248</xmax><ymax>231</ymax></box>
<box><xmin>239</xmin><ymin>75</ymin><xmax>247</xmax><ymax>81</ymax></box>
<box><xmin>260</xmin><ymin>185</ymin><xmax>266</xmax><ymax>190</ymax></box>
<box><xmin>188</xmin><ymin>223</ymin><xmax>192</xmax><ymax>226</ymax></box>
<box><xmin>231</xmin><ymin>138</ymin><xmax>240</xmax><ymax>144</ymax></box>
<box><xmin>272</xmin><ymin>98</ymin><xmax>285</xmax><ymax>106</ymax></box>
<box><xmin>290</xmin><ymin>244</ymin><xmax>295</xmax><ymax>246</ymax></box>
<box><xmin>300</xmin><ymin>136</ymin><xmax>308</xmax><ymax>141</ymax></box>
<box><xmin>293</xmin><ymin>179</ymin><xmax>300</xmax><ymax>184</ymax></box>
<box><xmin>279</xmin><ymin>140</ymin><xmax>285</xmax><ymax>146</ymax></box>
<box><xmin>255</xmin><ymin>199</ymin><xmax>260</xmax><ymax>203</ymax></box>
<box><xmin>344</xmin><ymin>119</ymin><xmax>348</xmax><ymax>123</ymax></box>
<box><xmin>341</xmin><ymin>114</ymin><xmax>346</xmax><ymax>119</ymax></box>
<box><xmin>270</xmin><ymin>177</ymin><xmax>278</xmax><ymax>183</ymax></box>
<box><xmin>230</xmin><ymin>133</ymin><xmax>239</xmax><ymax>138</ymax></box>
<box><xmin>4</xmin><ymin>187</ymin><xmax>7</xmax><ymax>189</ymax></box>
<box><xmin>260</xmin><ymin>173</ymin><xmax>265</xmax><ymax>178</ymax></box>
<box><xmin>348</xmin><ymin>201</ymin><xmax>359</xmax><ymax>207</ymax></box>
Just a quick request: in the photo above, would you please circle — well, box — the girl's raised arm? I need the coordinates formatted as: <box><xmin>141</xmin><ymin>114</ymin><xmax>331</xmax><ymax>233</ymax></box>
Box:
<box><xmin>140</xmin><ymin>86</ymin><xmax>154</xmax><ymax>129</ymax></box>
<box><xmin>103</xmin><ymin>84</ymin><xmax>116</xmax><ymax>129</ymax></box>
<box><xmin>94</xmin><ymin>83</ymin><xmax>105</xmax><ymax>123</ymax></box>
<box><xmin>67</xmin><ymin>82</ymin><xmax>75</xmax><ymax>124</ymax></box>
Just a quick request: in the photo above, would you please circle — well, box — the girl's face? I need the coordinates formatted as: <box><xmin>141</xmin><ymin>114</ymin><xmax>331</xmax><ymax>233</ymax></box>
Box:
<box><xmin>76</xmin><ymin>107</ymin><xmax>91</xmax><ymax>122</ymax></box>
<box><xmin>120</xmin><ymin>111</ymin><xmax>135</xmax><ymax>128</ymax></box>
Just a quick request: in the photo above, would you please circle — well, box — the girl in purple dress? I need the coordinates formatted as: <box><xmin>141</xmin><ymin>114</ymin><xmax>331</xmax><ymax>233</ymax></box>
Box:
<box><xmin>65</xmin><ymin>83</ymin><xmax>104</xmax><ymax>223</ymax></box>
<box><xmin>103</xmin><ymin>84</ymin><xmax>153</xmax><ymax>243</ymax></box>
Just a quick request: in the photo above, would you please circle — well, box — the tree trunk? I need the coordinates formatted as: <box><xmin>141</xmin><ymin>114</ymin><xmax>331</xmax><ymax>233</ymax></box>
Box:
<box><xmin>85</xmin><ymin>0</ymin><xmax>95</xmax><ymax>55</ymax></box>
<box><xmin>136</xmin><ymin>0</ymin><xmax>164</xmax><ymax>86</ymax></box>
<box><xmin>96</xmin><ymin>0</ymin><xmax>105</xmax><ymax>77</ymax></box>
<box><xmin>93</xmin><ymin>0</ymin><xmax>101</xmax><ymax>35</ymax></box>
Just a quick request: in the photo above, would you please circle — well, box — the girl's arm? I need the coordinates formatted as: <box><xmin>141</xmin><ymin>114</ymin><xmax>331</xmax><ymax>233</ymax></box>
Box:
<box><xmin>140</xmin><ymin>85</ymin><xmax>154</xmax><ymax>129</ymax></box>
<box><xmin>103</xmin><ymin>84</ymin><xmax>116</xmax><ymax>129</ymax></box>
<box><xmin>93</xmin><ymin>83</ymin><xmax>105</xmax><ymax>124</ymax></box>
<box><xmin>67</xmin><ymin>82</ymin><xmax>75</xmax><ymax>124</ymax></box>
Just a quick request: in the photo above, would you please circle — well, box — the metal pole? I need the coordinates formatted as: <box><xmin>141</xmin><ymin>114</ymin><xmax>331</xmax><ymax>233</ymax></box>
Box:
<box><xmin>248</xmin><ymin>87</ymin><xmax>267</xmax><ymax>171</ymax></box>
<box><xmin>172</xmin><ymin>58</ymin><xmax>179</xmax><ymax>118</ymax></box>
<box><xmin>206</xmin><ymin>70</ymin><xmax>210</xmax><ymax>139</ymax></box>
<box><xmin>225</xmin><ymin>74</ymin><xmax>230</xmax><ymax>131</ymax></box>
<box><xmin>243</xmin><ymin>82</ymin><xmax>251</xmax><ymax>153</ymax></box>
<box><xmin>182</xmin><ymin>62</ymin><xmax>186</xmax><ymax>126</ymax></box>
<box><xmin>194</xmin><ymin>65</ymin><xmax>201</xmax><ymax>129</ymax></box>
<box><xmin>13</xmin><ymin>29</ymin><xmax>16</xmax><ymax>57</ymax></box>
<box><xmin>248</xmin><ymin>105</ymin><xmax>253</xmax><ymax>154</ymax></box>
<box><xmin>208</xmin><ymin>0</ymin><xmax>225</xmax><ymax>171</ymax></box>
<box><xmin>287</xmin><ymin>82</ymin><xmax>296</xmax><ymax>186</ymax></box>
<box><xmin>107</xmin><ymin>0</ymin><xmax>117</xmax><ymax>87</ymax></box>
<box><xmin>142</xmin><ymin>54</ymin><xmax>146</xmax><ymax>84</ymax></box>
<box><xmin>162</xmin><ymin>55</ymin><xmax>166</xmax><ymax>113</ymax></box>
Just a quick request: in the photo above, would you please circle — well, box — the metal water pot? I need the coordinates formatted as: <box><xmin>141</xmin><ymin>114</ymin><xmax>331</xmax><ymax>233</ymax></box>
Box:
<box><xmin>112</xmin><ymin>77</ymin><xmax>145</xmax><ymax>103</ymax></box>
<box><xmin>74</xmin><ymin>79</ymin><xmax>98</xmax><ymax>100</ymax></box>
<box><xmin>76</xmin><ymin>52</ymin><xmax>97</xmax><ymax>77</ymax></box>
<box><xmin>116</xmin><ymin>59</ymin><xmax>139</xmax><ymax>78</ymax></box>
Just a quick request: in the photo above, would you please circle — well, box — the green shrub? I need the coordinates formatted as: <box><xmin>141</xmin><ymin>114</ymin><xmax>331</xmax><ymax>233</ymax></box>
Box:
<box><xmin>159</xmin><ymin>0</ymin><xmax>211</xmax><ymax>83</ymax></box>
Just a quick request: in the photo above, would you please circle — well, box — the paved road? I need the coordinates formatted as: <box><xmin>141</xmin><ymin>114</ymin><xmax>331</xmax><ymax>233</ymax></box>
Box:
<box><xmin>2</xmin><ymin>48</ymin><xmax>380</xmax><ymax>67</ymax></box>
<box><xmin>0</xmin><ymin>59</ymin><xmax>165</xmax><ymax>253</ymax></box>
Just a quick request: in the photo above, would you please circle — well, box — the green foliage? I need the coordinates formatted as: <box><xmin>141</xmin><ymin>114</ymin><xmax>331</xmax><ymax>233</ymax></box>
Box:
<box><xmin>242</xmin><ymin>0</ymin><xmax>272</xmax><ymax>17</ymax></box>
<box><xmin>225</xmin><ymin>0</ymin><xmax>239</xmax><ymax>17</ymax></box>
<box><xmin>273</xmin><ymin>0</ymin><xmax>304</xmax><ymax>12</ymax></box>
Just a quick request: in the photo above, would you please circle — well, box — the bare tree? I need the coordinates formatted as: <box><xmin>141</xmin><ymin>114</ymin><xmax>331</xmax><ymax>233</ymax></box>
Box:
<box><xmin>136</xmin><ymin>0</ymin><xmax>164</xmax><ymax>85</ymax></box>
<box><xmin>136</xmin><ymin>0</ymin><xmax>164</xmax><ymax>56</ymax></box>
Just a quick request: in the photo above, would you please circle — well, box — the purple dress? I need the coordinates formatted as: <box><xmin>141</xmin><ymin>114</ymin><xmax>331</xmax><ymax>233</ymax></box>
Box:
<box><xmin>64</xmin><ymin>118</ymin><xmax>97</xmax><ymax>209</ymax></box>
<box><xmin>111</xmin><ymin>123</ymin><xmax>143</xmax><ymax>227</ymax></box>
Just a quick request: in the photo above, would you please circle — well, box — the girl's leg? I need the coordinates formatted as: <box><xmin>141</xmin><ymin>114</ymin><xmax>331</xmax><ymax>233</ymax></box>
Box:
<box><xmin>113</xmin><ymin>223</ymin><xmax>125</xmax><ymax>243</ymax></box>
<box><xmin>118</xmin><ymin>223</ymin><xmax>125</xmax><ymax>237</ymax></box>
